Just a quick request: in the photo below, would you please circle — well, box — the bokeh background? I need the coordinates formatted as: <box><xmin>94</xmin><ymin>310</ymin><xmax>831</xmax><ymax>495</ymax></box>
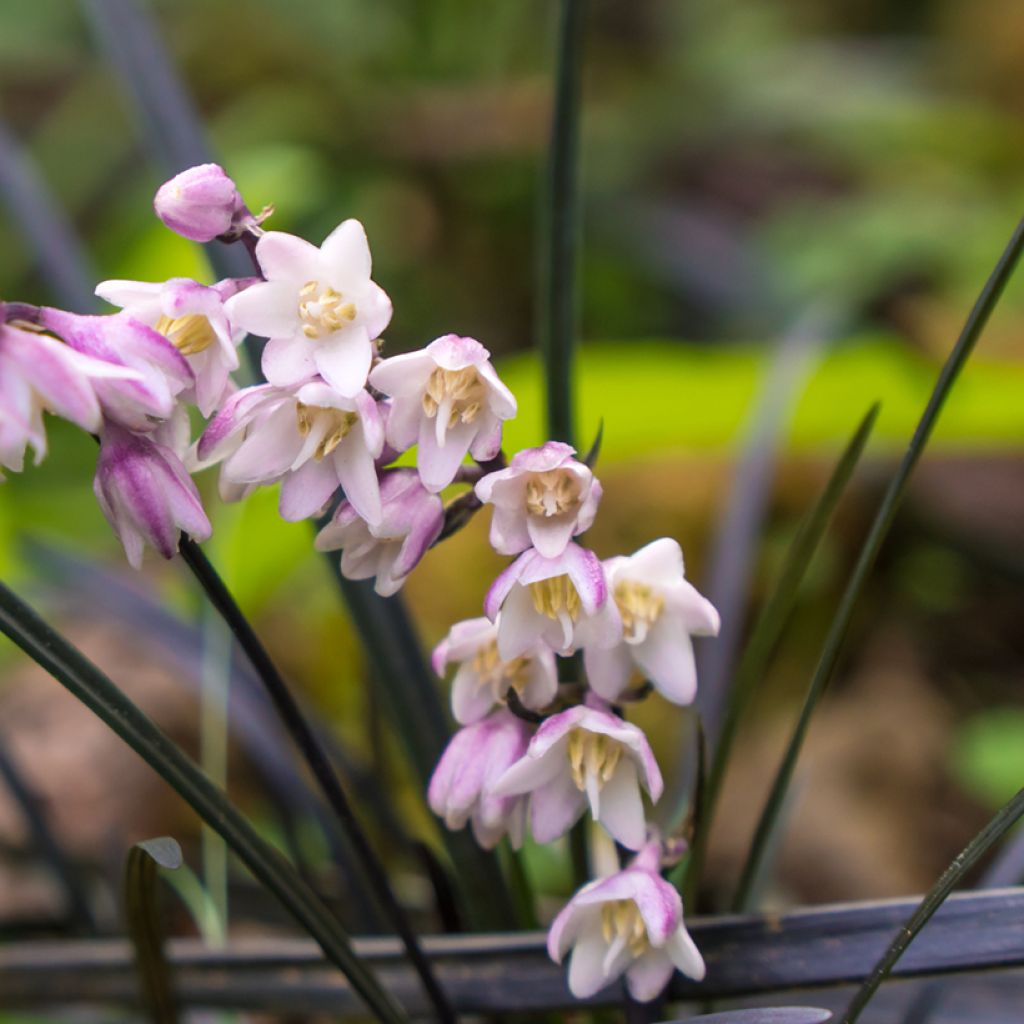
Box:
<box><xmin>1</xmin><ymin>0</ymin><xmax>1024</xmax><ymax>950</ymax></box>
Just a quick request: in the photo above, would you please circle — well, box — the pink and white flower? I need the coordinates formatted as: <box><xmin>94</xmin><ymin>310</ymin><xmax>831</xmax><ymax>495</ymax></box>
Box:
<box><xmin>315</xmin><ymin>468</ymin><xmax>443</xmax><ymax>596</ymax></box>
<box><xmin>95</xmin><ymin>277</ymin><xmax>253</xmax><ymax>416</ymax></box>
<box><xmin>428</xmin><ymin>710</ymin><xmax>532</xmax><ymax>849</ymax></box>
<box><xmin>38</xmin><ymin>308</ymin><xmax>193</xmax><ymax>431</ymax></box>
<box><xmin>484</xmin><ymin>543</ymin><xmax>621</xmax><ymax>660</ymax></box>
<box><xmin>369</xmin><ymin>334</ymin><xmax>517</xmax><ymax>493</ymax></box>
<box><xmin>432</xmin><ymin>616</ymin><xmax>558</xmax><ymax>725</ymax></box>
<box><xmin>153</xmin><ymin>163</ymin><xmax>246</xmax><ymax>243</ymax></box>
<box><xmin>198</xmin><ymin>380</ymin><xmax>385</xmax><ymax>525</ymax></box>
<box><xmin>475</xmin><ymin>441</ymin><xmax>602</xmax><ymax>558</ymax></box>
<box><xmin>548</xmin><ymin>841</ymin><xmax>704</xmax><ymax>1001</ymax></box>
<box><xmin>492</xmin><ymin>701</ymin><xmax>662</xmax><ymax>850</ymax></box>
<box><xmin>584</xmin><ymin>538</ymin><xmax>720</xmax><ymax>705</ymax></box>
<box><xmin>225</xmin><ymin>221</ymin><xmax>391</xmax><ymax>396</ymax></box>
<box><xmin>94</xmin><ymin>421</ymin><xmax>212</xmax><ymax>569</ymax></box>
<box><xmin>0</xmin><ymin>323</ymin><xmax>143</xmax><ymax>475</ymax></box>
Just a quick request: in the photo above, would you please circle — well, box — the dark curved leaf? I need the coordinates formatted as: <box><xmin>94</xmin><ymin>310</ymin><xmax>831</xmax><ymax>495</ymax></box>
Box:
<box><xmin>125</xmin><ymin>837</ymin><xmax>182</xmax><ymax>1024</ymax></box>
<box><xmin>659</xmin><ymin>1012</ymin><xmax>831</xmax><ymax>1024</ymax></box>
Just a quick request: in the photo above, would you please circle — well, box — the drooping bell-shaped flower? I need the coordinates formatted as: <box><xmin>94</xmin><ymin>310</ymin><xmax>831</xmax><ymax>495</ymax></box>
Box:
<box><xmin>198</xmin><ymin>379</ymin><xmax>385</xmax><ymax>526</ymax></box>
<box><xmin>225</xmin><ymin>221</ymin><xmax>392</xmax><ymax>396</ymax></box>
<box><xmin>428</xmin><ymin>709</ymin><xmax>532</xmax><ymax>849</ymax></box>
<box><xmin>153</xmin><ymin>163</ymin><xmax>246</xmax><ymax>242</ymax></box>
<box><xmin>369</xmin><ymin>334</ymin><xmax>517</xmax><ymax>493</ymax></box>
<box><xmin>475</xmin><ymin>441</ymin><xmax>602</xmax><ymax>558</ymax></box>
<box><xmin>492</xmin><ymin>700</ymin><xmax>662</xmax><ymax>850</ymax></box>
<box><xmin>484</xmin><ymin>542</ymin><xmax>621</xmax><ymax>660</ymax></box>
<box><xmin>93</xmin><ymin>421</ymin><xmax>211</xmax><ymax>569</ymax></box>
<box><xmin>0</xmin><ymin>323</ymin><xmax>147</xmax><ymax>476</ymax></box>
<box><xmin>315</xmin><ymin>468</ymin><xmax>443</xmax><ymax>596</ymax></box>
<box><xmin>583</xmin><ymin>538</ymin><xmax>720</xmax><ymax>705</ymax></box>
<box><xmin>432</xmin><ymin>616</ymin><xmax>558</xmax><ymax>725</ymax></box>
<box><xmin>38</xmin><ymin>308</ymin><xmax>193</xmax><ymax>430</ymax></box>
<box><xmin>548</xmin><ymin>841</ymin><xmax>704</xmax><ymax>1001</ymax></box>
<box><xmin>96</xmin><ymin>276</ymin><xmax>254</xmax><ymax>416</ymax></box>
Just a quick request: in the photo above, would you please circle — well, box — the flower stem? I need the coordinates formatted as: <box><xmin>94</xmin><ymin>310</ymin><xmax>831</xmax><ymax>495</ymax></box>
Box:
<box><xmin>177</xmin><ymin>537</ymin><xmax>456</xmax><ymax>1024</ymax></box>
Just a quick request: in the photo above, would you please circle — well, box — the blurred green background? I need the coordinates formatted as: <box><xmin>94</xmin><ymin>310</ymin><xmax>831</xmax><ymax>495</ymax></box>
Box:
<box><xmin>1</xmin><ymin>0</ymin><xmax>1024</xmax><ymax>947</ymax></box>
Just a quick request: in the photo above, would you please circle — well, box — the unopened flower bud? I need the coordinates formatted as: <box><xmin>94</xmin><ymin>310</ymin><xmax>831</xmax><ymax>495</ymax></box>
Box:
<box><xmin>154</xmin><ymin>164</ymin><xmax>246</xmax><ymax>242</ymax></box>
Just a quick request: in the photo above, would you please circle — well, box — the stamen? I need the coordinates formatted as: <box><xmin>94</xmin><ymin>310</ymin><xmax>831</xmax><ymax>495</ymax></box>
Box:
<box><xmin>470</xmin><ymin>640</ymin><xmax>533</xmax><ymax>701</ymax></box>
<box><xmin>600</xmin><ymin>900</ymin><xmax>650</xmax><ymax>957</ymax></box>
<box><xmin>294</xmin><ymin>403</ymin><xmax>358</xmax><ymax>459</ymax></box>
<box><xmin>614</xmin><ymin>580</ymin><xmax>665</xmax><ymax>643</ymax></box>
<box><xmin>527</xmin><ymin>575</ymin><xmax>581</xmax><ymax>620</ymax></box>
<box><xmin>566</xmin><ymin>730</ymin><xmax>623</xmax><ymax>792</ymax></box>
<box><xmin>525</xmin><ymin>469</ymin><xmax>581</xmax><ymax>518</ymax></box>
<box><xmin>154</xmin><ymin>313</ymin><xmax>217</xmax><ymax>356</ymax></box>
<box><xmin>420</xmin><ymin>367</ymin><xmax>485</xmax><ymax>425</ymax></box>
<box><xmin>297</xmin><ymin>280</ymin><xmax>357</xmax><ymax>340</ymax></box>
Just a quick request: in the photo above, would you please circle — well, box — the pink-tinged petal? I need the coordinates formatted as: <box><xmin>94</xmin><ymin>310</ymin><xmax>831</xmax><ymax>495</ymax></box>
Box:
<box><xmin>358</xmin><ymin>281</ymin><xmax>393</xmax><ymax>339</ymax></box>
<box><xmin>320</xmin><ymin>219</ymin><xmax>372</xmax><ymax>281</ymax></box>
<box><xmin>391</xmin><ymin>496</ymin><xmax>443</xmax><ymax>579</ymax></box>
<box><xmin>596</xmin><ymin>759</ymin><xmax>646</xmax><ymax>850</ymax></box>
<box><xmin>154</xmin><ymin>164</ymin><xmax>242</xmax><ymax>242</ymax></box>
<box><xmin>474</xmin><ymin>359</ymin><xmax>518</xmax><ymax>420</ymax></box>
<box><xmin>368</xmin><ymin>349</ymin><xmax>436</xmax><ymax>398</ymax></box>
<box><xmin>491</xmin><ymin>741</ymin><xmax>566</xmax><ymax>798</ymax></box>
<box><xmin>668</xmin><ymin>580</ymin><xmax>721</xmax><ymax>636</ymax></box>
<box><xmin>664</xmin><ymin>923</ymin><xmax>705</xmax><ymax>981</ymax></box>
<box><xmin>484</xmin><ymin>556</ymin><xmax>526</xmax><ymax>621</ymax></box>
<box><xmin>313</xmin><ymin>331</ymin><xmax>373</xmax><ymax>397</ymax></box>
<box><xmin>566</xmin><ymin>928</ymin><xmax>613</xmax><ymax>999</ymax></box>
<box><xmin>509</xmin><ymin>441</ymin><xmax>576</xmax><ymax>473</ymax></box>
<box><xmin>624</xmin><ymin>537</ymin><xmax>685</xmax><ymax>589</ymax></box>
<box><xmin>416</xmin><ymin>414</ymin><xmax>475</xmax><ymax>492</ymax></box>
<box><xmin>196</xmin><ymin>383</ymin><xmax>279</xmax><ymax>460</ymax></box>
<box><xmin>451</xmin><ymin>663</ymin><xmax>495</xmax><ymax>725</ymax></box>
<box><xmin>576</xmin><ymin>477</ymin><xmax>603</xmax><ymax>533</ymax></box>
<box><xmin>487</xmin><ymin>505</ymin><xmax>533</xmax><ymax>556</ymax></box>
<box><xmin>520</xmin><ymin>650</ymin><xmax>559</xmax><ymax>711</ymax></box>
<box><xmin>634</xmin><ymin>620</ymin><xmax>697</xmax><ymax>706</ymax></box>
<box><xmin>261</xmin><ymin>335</ymin><xmax>317</xmax><ymax>386</ymax></box>
<box><xmin>495</xmin><ymin>586</ymin><xmax>546</xmax><ymax>661</ymax></box>
<box><xmin>435</xmin><ymin>617</ymin><xmax>496</xmax><ymax>672</ymax></box>
<box><xmin>527</xmin><ymin>512</ymin><xmax>579</xmax><ymax>560</ymax></box>
<box><xmin>561</xmin><ymin>544</ymin><xmax>607</xmax><ymax>613</ymax></box>
<box><xmin>227</xmin><ymin>280</ymin><xmax>303</xmax><ymax>340</ymax></box>
<box><xmin>573</xmin><ymin>595</ymin><xmax>624</xmax><ymax>651</ymax></box>
<box><xmin>427</xmin><ymin>334</ymin><xmax>489</xmax><ymax>371</ymax></box>
<box><xmin>584</xmin><ymin>642</ymin><xmax>634</xmax><ymax>701</ymax></box>
<box><xmin>531</xmin><ymin>771</ymin><xmax>586</xmax><ymax>843</ymax></box>
<box><xmin>255</xmin><ymin>231</ymin><xmax>322</xmax><ymax>283</ymax></box>
<box><xmin>279</xmin><ymin>459</ymin><xmax>339</xmax><ymax>521</ymax></box>
<box><xmin>354</xmin><ymin>390</ymin><xmax>385</xmax><ymax>457</ymax></box>
<box><xmin>468</xmin><ymin>413</ymin><xmax>504</xmax><ymax>463</ymax></box>
<box><xmin>95</xmin><ymin>278</ymin><xmax>162</xmax><ymax>308</ymax></box>
<box><xmin>382</xmin><ymin>395</ymin><xmax>421</xmax><ymax>452</ymax></box>
<box><xmin>222</xmin><ymin>402</ymin><xmax>303</xmax><ymax>482</ymax></box>
<box><xmin>548</xmin><ymin>891</ymin><xmax>601</xmax><ymax>962</ymax></box>
<box><xmin>624</xmin><ymin>951</ymin><xmax>676</xmax><ymax>1003</ymax></box>
<box><xmin>313</xmin><ymin>499</ymin><xmax>362</xmax><ymax>550</ymax></box>
<box><xmin>333</xmin><ymin>439</ymin><xmax>382</xmax><ymax>527</ymax></box>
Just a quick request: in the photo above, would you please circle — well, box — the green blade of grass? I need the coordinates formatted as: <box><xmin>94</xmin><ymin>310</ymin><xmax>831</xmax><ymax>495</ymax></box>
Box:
<box><xmin>732</xmin><ymin>213</ymin><xmax>1024</xmax><ymax>913</ymax></box>
<box><xmin>0</xmin><ymin>578</ymin><xmax>407</xmax><ymax>1024</ymax></box>
<box><xmin>539</xmin><ymin>0</ymin><xmax>587</xmax><ymax>446</ymax></box>
<box><xmin>842</xmin><ymin>785</ymin><xmax>1024</xmax><ymax>1023</ymax></box>
<box><xmin>125</xmin><ymin>837</ymin><xmax>182</xmax><ymax>1024</ymax></box>
<box><xmin>683</xmin><ymin>403</ymin><xmax>879</xmax><ymax>903</ymax></box>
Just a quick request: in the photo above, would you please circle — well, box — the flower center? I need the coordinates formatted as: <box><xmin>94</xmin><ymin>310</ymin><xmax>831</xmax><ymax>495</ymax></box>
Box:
<box><xmin>298</xmin><ymin>280</ymin><xmax>356</xmax><ymax>339</ymax></box>
<box><xmin>614</xmin><ymin>580</ymin><xmax>664</xmax><ymax>644</ymax></box>
<box><xmin>567</xmin><ymin>729</ymin><xmax>623</xmax><ymax>792</ymax></box>
<box><xmin>421</xmin><ymin>367</ymin><xmax>485</xmax><ymax>428</ymax></box>
<box><xmin>471</xmin><ymin>639</ymin><xmax>533</xmax><ymax>701</ymax></box>
<box><xmin>154</xmin><ymin>313</ymin><xmax>217</xmax><ymax>356</ymax></box>
<box><xmin>295</xmin><ymin>402</ymin><xmax>358</xmax><ymax>459</ymax></box>
<box><xmin>601</xmin><ymin>899</ymin><xmax>650</xmax><ymax>957</ymax></box>
<box><xmin>525</xmin><ymin>469</ymin><xmax>581</xmax><ymax>518</ymax></box>
<box><xmin>528</xmin><ymin>574</ymin><xmax>581</xmax><ymax>621</ymax></box>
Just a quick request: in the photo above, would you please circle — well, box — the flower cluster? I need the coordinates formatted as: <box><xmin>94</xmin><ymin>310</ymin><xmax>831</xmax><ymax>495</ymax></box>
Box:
<box><xmin>1</xmin><ymin>162</ymin><xmax>720</xmax><ymax>1005</ymax></box>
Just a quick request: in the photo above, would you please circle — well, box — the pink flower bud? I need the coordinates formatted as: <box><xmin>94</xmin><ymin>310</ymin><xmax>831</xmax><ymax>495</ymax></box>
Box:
<box><xmin>153</xmin><ymin>164</ymin><xmax>245</xmax><ymax>242</ymax></box>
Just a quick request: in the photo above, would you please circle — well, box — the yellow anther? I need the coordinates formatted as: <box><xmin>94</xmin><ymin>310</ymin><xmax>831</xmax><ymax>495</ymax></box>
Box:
<box><xmin>297</xmin><ymin>280</ymin><xmax>357</xmax><ymax>339</ymax></box>
<box><xmin>154</xmin><ymin>313</ymin><xmax>217</xmax><ymax>356</ymax></box>
<box><xmin>527</xmin><ymin>575</ymin><xmax>581</xmax><ymax>620</ymax></box>
<box><xmin>566</xmin><ymin>729</ymin><xmax>623</xmax><ymax>791</ymax></box>
<box><xmin>600</xmin><ymin>900</ymin><xmax>650</xmax><ymax>956</ymax></box>
<box><xmin>525</xmin><ymin>469</ymin><xmax>580</xmax><ymax>518</ymax></box>
<box><xmin>471</xmin><ymin>639</ymin><xmax>533</xmax><ymax>701</ymax></box>
<box><xmin>421</xmin><ymin>366</ymin><xmax>485</xmax><ymax>424</ymax></box>
<box><xmin>295</xmin><ymin>403</ymin><xmax>357</xmax><ymax>459</ymax></box>
<box><xmin>614</xmin><ymin>580</ymin><xmax>665</xmax><ymax>642</ymax></box>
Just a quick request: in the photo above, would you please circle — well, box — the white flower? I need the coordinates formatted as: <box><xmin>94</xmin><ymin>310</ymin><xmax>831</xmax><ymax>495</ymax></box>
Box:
<box><xmin>432</xmin><ymin>616</ymin><xmax>558</xmax><ymax>725</ymax></box>
<box><xmin>583</xmin><ymin>538</ymin><xmax>719</xmax><ymax>705</ymax></box>
<box><xmin>491</xmin><ymin>701</ymin><xmax>662</xmax><ymax>850</ymax></box>
<box><xmin>369</xmin><ymin>334</ymin><xmax>517</xmax><ymax>492</ymax></box>
<box><xmin>96</xmin><ymin>276</ymin><xmax>251</xmax><ymax>416</ymax></box>
<box><xmin>475</xmin><ymin>441</ymin><xmax>602</xmax><ymax>558</ymax></box>
<box><xmin>548</xmin><ymin>842</ymin><xmax>704</xmax><ymax>1001</ymax></box>
<box><xmin>225</xmin><ymin>220</ymin><xmax>392</xmax><ymax>397</ymax></box>
<box><xmin>484</xmin><ymin>542</ymin><xmax>621</xmax><ymax>660</ymax></box>
<box><xmin>198</xmin><ymin>379</ymin><xmax>385</xmax><ymax>526</ymax></box>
